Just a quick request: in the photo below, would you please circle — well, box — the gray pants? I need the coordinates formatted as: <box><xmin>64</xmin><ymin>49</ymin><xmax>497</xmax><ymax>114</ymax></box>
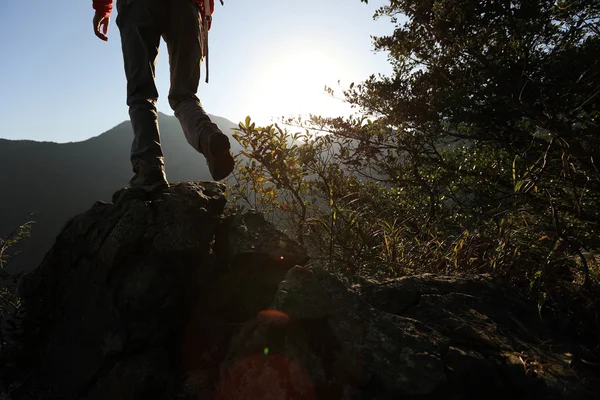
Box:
<box><xmin>116</xmin><ymin>0</ymin><xmax>212</xmax><ymax>170</ymax></box>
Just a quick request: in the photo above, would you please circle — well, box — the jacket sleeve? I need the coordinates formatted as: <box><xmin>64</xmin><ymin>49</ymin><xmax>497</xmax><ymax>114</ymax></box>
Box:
<box><xmin>92</xmin><ymin>0</ymin><xmax>113</xmax><ymax>18</ymax></box>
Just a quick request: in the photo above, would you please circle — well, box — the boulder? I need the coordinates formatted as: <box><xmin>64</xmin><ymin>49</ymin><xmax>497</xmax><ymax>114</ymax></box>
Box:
<box><xmin>16</xmin><ymin>182</ymin><xmax>308</xmax><ymax>399</ymax></box>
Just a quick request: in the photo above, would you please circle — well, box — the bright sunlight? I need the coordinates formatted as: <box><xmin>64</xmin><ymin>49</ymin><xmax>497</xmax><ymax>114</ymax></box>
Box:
<box><xmin>247</xmin><ymin>43</ymin><xmax>354</xmax><ymax>124</ymax></box>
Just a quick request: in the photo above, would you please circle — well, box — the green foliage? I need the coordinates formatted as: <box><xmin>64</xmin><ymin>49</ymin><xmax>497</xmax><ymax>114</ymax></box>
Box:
<box><xmin>230</xmin><ymin>118</ymin><xmax>316</xmax><ymax>243</ymax></box>
<box><xmin>230</xmin><ymin>0</ymin><xmax>600</xmax><ymax>298</ymax></box>
<box><xmin>360</xmin><ymin>0</ymin><xmax>600</xmax><ymax>287</ymax></box>
<box><xmin>0</xmin><ymin>222</ymin><xmax>33</xmax><ymax>269</ymax></box>
<box><xmin>0</xmin><ymin>221</ymin><xmax>33</xmax><ymax>351</ymax></box>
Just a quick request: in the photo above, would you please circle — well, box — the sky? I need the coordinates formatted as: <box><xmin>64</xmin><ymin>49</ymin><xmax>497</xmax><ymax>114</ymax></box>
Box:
<box><xmin>0</xmin><ymin>0</ymin><xmax>394</xmax><ymax>143</ymax></box>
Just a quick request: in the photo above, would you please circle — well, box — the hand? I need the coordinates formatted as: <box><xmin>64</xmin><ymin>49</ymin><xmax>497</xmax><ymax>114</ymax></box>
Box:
<box><xmin>93</xmin><ymin>13</ymin><xmax>110</xmax><ymax>41</ymax></box>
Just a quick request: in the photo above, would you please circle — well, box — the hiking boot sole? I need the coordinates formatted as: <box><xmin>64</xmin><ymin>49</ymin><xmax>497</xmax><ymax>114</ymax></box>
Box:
<box><xmin>207</xmin><ymin>134</ymin><xmax>235</xmax><ymax>181</ymax></box>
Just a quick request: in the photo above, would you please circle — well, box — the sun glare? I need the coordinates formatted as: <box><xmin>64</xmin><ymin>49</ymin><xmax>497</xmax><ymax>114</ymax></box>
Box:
<box><xmin>249</xmin><ymin>45</ymin><xmax>352</xmax><ymax>123</ymax></box>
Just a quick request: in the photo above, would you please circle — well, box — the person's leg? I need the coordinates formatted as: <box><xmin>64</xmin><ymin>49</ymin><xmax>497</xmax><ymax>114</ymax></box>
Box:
<box><xmin>163</xmin><ymin>0</ymin><xmax>234</xmax><ymax>180</ymax></box>
<box><xmin>163</xmin><ymin>0</ymin><xmax>209</xmax><ymax>151</ymax></box>
<box><xmin>116</xmin><ymin>0</ymin><xmax>165</xmax><ymax>172</ymax></box>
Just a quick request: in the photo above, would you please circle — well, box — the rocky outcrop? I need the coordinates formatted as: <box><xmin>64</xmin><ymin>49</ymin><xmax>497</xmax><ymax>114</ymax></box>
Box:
<box><xmin>15</xmin><ymin>182</ymin><xmax>308</xmax><ymax>400</ymax></box>
<box><xmin>5</xmin><ymin>182</ymin><xmax>598</xmax><ymax>399</ymax></box>
<box><xmin>216</xmin><ymin>267</ymin><xmax>449</xmax><ymax>399</ymax></box>
<box><xmin>217</xmin><ymin>270</ymin><xmax>598</xmax><ymax>400</ymax></box>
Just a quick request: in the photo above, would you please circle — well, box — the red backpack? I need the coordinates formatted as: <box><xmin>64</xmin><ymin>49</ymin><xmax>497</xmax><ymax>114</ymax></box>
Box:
<box><xmin>197</xmin><ymin>0</ymin><xmax>224</xmax><ymax>82</ymax></box>
<box><xmin>199</xmin><ymin>0</ymin><xmax>213</xmax><ymax>23</ymax></box>
<box><xmin>197</xmin><ymin>0</ymin><xmax>222</xmax><ymax>30</ymax></box>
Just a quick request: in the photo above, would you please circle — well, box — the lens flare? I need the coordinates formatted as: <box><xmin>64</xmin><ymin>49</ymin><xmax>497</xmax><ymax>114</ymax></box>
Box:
<box><xmin>258</xmin><ymin>309</ymin><xmax>290</xmax><ymax>325</ymax></box>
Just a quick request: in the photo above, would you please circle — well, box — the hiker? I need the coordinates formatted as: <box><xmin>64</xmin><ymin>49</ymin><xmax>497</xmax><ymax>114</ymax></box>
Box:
<box><xmin>92</xmin><ymin>0</ymin><xmax>234</xmax><ymax>190</ymax></box>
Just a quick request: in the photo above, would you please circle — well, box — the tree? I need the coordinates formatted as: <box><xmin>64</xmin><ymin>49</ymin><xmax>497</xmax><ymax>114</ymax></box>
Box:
<box><xmin>231</xmin><ymin>0</ymin><xmax>600</xmax><ymax>289</ymax></box>
<box><xmin>347</xmin><ymin>0</ymin><xmax>600</xmax><ymax>285</ymax></box>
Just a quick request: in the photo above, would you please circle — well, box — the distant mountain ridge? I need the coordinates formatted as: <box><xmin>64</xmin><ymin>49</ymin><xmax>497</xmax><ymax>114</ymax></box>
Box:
<box><xmin>0</xmin><ymin>112</ymin><xmax>241</xmax><ymax>274</ymax></box>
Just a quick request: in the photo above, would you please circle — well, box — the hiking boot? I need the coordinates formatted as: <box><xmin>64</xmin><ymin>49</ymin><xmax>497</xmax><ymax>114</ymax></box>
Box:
<box><xmin>129</xmin><ymin>162</ymin><xmax>169</xmax><ymax>192</ymax></box>
<box><xmin>200</xmin><ymin>124</ymin><xmax>235</xmax><ymax>181</ymax></box>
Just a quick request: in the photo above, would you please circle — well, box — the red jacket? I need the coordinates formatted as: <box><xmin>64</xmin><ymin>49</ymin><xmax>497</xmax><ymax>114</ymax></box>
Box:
<box><xmin>93</xmin><ymin>0</ymin><xmax>214</xmax><ymax>20</ymax></box>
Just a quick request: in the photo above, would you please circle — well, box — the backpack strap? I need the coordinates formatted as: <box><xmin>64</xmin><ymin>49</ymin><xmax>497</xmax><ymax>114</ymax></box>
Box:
<box><xmin>202</xmin><ymin>0</ymin><xmax>224</xmax><ymax>84</ymax></box>
<box><xmin>203</xmin><ymin>0</ymin><xmax>211</xmax><ymax>83</ymax></box>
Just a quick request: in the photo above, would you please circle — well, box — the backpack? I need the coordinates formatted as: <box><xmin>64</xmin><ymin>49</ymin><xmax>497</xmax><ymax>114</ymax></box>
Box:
<box><xmin>199</xmin><ymin>0</ymin><xmax>215</xmax><ymax>29</ymax></box>
<box><xmin>198</xmin><ymin>0</ymin><xmax>225</xmax><ymax>30</ymax></box>
<box><xmin>198</xmin><ymin>0</ymin><xmax>224</xmax><ymax>83</ymax></box>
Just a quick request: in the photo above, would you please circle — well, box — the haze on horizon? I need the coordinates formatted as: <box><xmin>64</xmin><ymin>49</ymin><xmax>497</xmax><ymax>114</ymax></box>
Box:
<box><xmin>0</xmin><ymin>0</ymin><xmax>394</xmax><ymax>143</ymax></box>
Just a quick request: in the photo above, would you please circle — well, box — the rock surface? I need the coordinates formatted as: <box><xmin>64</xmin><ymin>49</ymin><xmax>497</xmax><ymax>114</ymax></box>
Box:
<box><xmin>3</xmin><ymin>182</ymin><xmax>597</xmax><ymax>399</ymax></box>
<box><xmin>218</xmin><ymin>269</ymin><xmax>599</xmax><ymax>400</ymax></box>
<box><xmin>15</xmin><ymin>182</ymin><xmax>308</xmax><ymax>400</ymax></box>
